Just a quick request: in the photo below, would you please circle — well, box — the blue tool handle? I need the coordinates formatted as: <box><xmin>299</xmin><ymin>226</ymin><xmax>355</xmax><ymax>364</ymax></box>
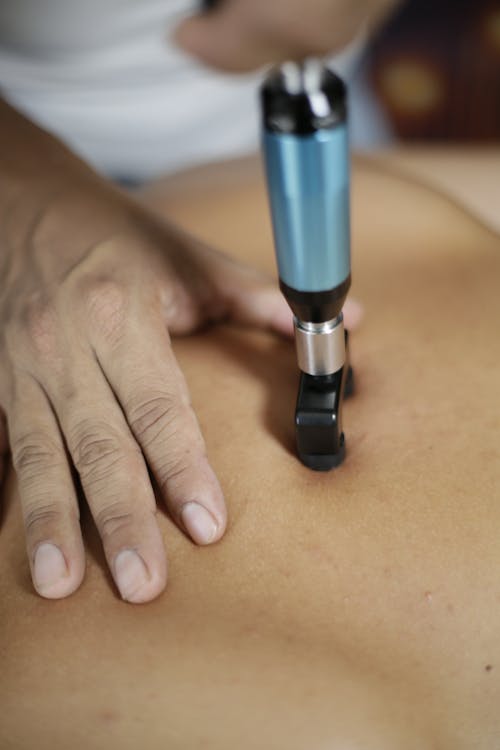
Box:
<box><xmin>263</xmin><ymin>126</ymin><xmax>350</xmax><ymax>293</ymax></box>
<box><xmin>260</xmin><ymin>63</ymin><xmax>351</xmax><ymax>299</ymax></box>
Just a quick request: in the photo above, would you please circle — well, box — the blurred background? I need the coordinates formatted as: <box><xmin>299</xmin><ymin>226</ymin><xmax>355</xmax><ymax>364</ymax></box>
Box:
<box><xmin>362</xmin><ymin>0</ymin><xmax>500</xmax><ymax>143</ymax></box>
<box><xmin>1</xmin><ymin>0</ymin><xmax>498</xmax><ymax>180</ymax></box>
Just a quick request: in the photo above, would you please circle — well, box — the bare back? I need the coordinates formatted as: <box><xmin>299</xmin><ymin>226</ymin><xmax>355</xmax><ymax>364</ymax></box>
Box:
<box><xmin>1</xmin><ymin>157</ymin><xmax>499</xmax><ymax>750</ymax></box>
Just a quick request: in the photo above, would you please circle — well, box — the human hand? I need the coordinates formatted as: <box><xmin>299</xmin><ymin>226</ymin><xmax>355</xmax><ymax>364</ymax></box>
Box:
<box><xmin>0</xmin><ymin>174</ymin><xmax>294</xmax><ymax>602</ymax></box>
<box><xmin>175</xmin><ymin>0</ymin><xmax>399</xmax><ymax>72</ymax></box>
<box><xmin>0</xmin><ymin>175</ymin><xmax>361</xmax><ymax>603</ymax></box>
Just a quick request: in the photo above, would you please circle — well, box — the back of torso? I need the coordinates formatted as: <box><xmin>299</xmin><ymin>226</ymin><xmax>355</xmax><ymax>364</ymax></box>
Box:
<box><xmin>1</xmin><ymin>157</ymin><xmax>499</xmax><ymax>749</ymax></box>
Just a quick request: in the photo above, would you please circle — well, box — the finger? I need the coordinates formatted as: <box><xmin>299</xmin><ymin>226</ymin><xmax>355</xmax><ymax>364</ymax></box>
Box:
<box><xmin>45</xmin><ymin>358</ymin><xmax>167</xmax><ymax>604</ymax></box>
<box><xmin>342</xmin><ymin>298</ymin><xmax>364</xmax><ymax>331</ymax></box>
<box><xmin>228</xmin><ymin>282</ymin><xmax>363</xmax><ymax>334</ymax></box>
<box><xmin>8</xmin><ymin>375</ymin><xmax>85</xmax><ymax>599</ymax></box>
<box><xmin>0</xmin><ymin>408</ymin><xmax>8</xmax><ymax>488</ymax></box>
<box><xmin>229</xmin><ymin>281</ymin><xmax>295</xmax><ymax>338</ymax></box>
<box><xmin>91</xmin><ymin>310</ymin><xmax>227</xmax><ymax>547</ymax></box>
<box><xmin>197</xmin><ymin>250</ymin><xmax>364</xmax><ymax>335</ymax></box>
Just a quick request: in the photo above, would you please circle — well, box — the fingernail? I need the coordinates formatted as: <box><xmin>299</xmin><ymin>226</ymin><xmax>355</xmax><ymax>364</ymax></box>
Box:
<box><xmin>114</xmin><ymin>549</ymin><xmax>150</xmax><ymax>602</ymax></box>
<box><xmin>34</xmin><ymin>543</ymin><xmax>68</xmax><ymax>593</ymax></box>
<box><xmin>181</xmin><ymin>502</ymin><xmax>218</xmax><ymax>545</ymax></box>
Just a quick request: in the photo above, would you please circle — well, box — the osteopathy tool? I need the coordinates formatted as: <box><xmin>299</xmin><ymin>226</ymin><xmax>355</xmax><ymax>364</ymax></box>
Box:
<box><xmin>199</xmin><ymin>0</ymin><xmax>353</xmax><ymax>470</ymax></box>
<box><xmin>260</xmin><ymin>61</ymin><xmax>353</xmax><ymax>471</ymax></box>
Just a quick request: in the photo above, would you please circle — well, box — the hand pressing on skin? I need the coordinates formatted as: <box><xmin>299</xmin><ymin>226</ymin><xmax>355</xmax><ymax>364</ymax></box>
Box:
<box><xmin>0</xmin><ymin>182</ymin><xmax>288</xmax><ymax>603</ymax></box>
<box><xmin>0</xmin><ymin>103</ymin><xmax>362</xmax><ymax>604</ymax></box>
<box><xmin>175</xmin><ymin>0</ymin><xmax>400</xmax><ymax>72</ymax></box>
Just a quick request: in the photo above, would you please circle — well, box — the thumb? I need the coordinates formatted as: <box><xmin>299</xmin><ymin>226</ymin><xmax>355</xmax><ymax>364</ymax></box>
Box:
<box><xmin>215</xmin><ymin>258</ymin><xmax>295</xmax><ymax>337</ymax></box>
<box><xmin>208</xmin><ymin>252</ymin><xmax>363</xmax><ymax>337</ymax></box>
<box><xmin>342</xmin><ymin>298</ymin><xmax>365</xmax><ymax>331</ymax></box>
<box><xmin>174</xmin><ymin>6</ymin><xmax>273</xmax><ymax>73</ymax></box>
<box><xmin>231</xmin><ymin>281</ymin><xmax>364</xmax><ymax>337</ymax></box>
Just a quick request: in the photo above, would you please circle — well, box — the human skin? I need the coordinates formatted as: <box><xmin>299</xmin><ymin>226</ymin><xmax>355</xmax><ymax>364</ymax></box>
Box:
<box><xmin>0</xmin><ymin>99</ymin><xmax>301</xmax><ymax>603</ymax></box>
<box><xmin>175</xmin><ymin>0</ymin><xmax>400</xmax><ymax>72</ymax></box>
<box><xmin>0</xmin><ymin>0</ymin><xmax>382</xmax><ymax>606</ymax></box>
<box><xmin>0</xmin><ymin>100</ymin><xmax>361</xmax><ymax>604</ymax></box>
<box><xmin>1</xmin><ymin>157</ymin><xmax>499</xmax><ymax>749</ymax></box>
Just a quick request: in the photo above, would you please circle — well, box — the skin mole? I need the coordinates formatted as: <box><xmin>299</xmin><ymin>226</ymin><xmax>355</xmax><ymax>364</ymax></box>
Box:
<box><xmin>98</xmin><ymin>709</ymin><xmax>121</xmax><ymax>724</ymax></box>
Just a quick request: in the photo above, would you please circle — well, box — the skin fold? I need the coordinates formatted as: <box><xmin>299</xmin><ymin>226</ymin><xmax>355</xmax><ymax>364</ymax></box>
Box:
<box><xmin>1</xmin><ymin>156</ymin><xmax>499</xmax><ymax>749</ymax></box>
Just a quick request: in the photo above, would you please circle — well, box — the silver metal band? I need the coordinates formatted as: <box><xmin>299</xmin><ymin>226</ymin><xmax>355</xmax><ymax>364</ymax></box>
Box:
<box><xmin>281</xmin><ymin>59</ymin><xmax>323</xmax><ymax>95</ymax></box>
<box><xmin>294</xmin><ymin>315</ymin><xmax>345</xmax><ymax>376</ymax></box>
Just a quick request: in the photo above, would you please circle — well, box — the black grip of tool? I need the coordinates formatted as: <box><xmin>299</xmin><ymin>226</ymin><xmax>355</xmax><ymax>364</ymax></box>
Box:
<box><xmin>201</xmin><ymin>0</ymin><xmax>219</xmax><ymax>9</ymax></box>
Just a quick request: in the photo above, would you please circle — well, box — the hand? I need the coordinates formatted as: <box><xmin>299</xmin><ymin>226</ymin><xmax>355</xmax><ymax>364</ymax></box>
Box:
<box><xmin>0</xmin><ymin>176</ymin><xmax>289</xmax><ymax>602</ymax></box>
<box><xmin>175</xmin><ymin>0</ymin><xmax>399</xmax><ymax>72</ymax></box>
<box><xmin>0</xmin><ymin>175</ymin><xmax>361</xmax><ymax>603</ymax></box>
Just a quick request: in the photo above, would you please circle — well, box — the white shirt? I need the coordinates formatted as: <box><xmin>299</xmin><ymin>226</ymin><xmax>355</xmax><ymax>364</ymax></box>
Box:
<box><xmin>0</xmin><ymin>0</ymin><xmax>385</xmax><ymax>179</ymax></box>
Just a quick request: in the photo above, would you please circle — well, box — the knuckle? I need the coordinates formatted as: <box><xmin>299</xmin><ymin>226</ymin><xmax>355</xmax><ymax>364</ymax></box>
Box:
<box><xmin>94</xmin><ymin>501</ymin><xmax>135</xmax><ymax>540</ymax></box>
<box><xmin>160</xmin><ymin>285</ymin><xmax>201</xmax><ymax>332</ymax></box>
<box><xmin>128</xmin><ymin>393</ymin><xmax>189</xmax><ymax>447</ymax></box>
<box><xmin>80</xmin><ymin>276</ymin><xmax>129</xmax><ymax>343</ymax></box>
<box><xmin>158</xmin><ymin>443</ymin><xmax>205</xmax><ymax>493</ymax></box>
<box><xmin>23</xmin><ymin>501</ymin><xmax>66</xmax><ymax>536</ymax></box>
<box><xmin>160</xmin><ymin>454</ymin><xmax>192</xmax><ymax>486</ymax></box>
<box><xmin>70</xmin><ymin>421</ymin><xmax>128</xmax><ymax>481</ymax></box>
<box><xmin>20</xmin><ymin>294</ymin><xmax>59</xmax><ymax>358</ymax></box>
<box><xmin>12</xmin><ymin>432</ymin><xmax>62</xmax><ymax>478</ymax></box>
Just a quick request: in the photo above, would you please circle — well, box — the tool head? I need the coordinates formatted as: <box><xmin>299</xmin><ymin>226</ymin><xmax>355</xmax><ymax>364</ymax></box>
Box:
<box><xmin>259</xmin><ymin>61</ymin><xmax>354</xmax><ymax>470</ymax></box>
<box><xmin>295</xmin><ymin>361</ymin><xmax>353</xmax><ymax>471</ymax></box>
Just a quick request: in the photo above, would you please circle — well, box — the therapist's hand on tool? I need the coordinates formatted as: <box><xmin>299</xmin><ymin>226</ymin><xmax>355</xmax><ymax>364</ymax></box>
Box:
<box><xmin>0</xmin><ymin>101</ymin><xmax>362</xmax><ymax>605</ymax></box>
<box><xmin>175</xmin><ymin>0</ymin><xmax>399</xmax><ymax>72</ymax></box>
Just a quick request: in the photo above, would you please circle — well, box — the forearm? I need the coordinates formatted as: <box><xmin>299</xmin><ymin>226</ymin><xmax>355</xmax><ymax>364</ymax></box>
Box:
<box><xmin>1</xmin><ymin>98</ymin><xmax>100</xmax><ymax>200</ymax></box>
<box><xmin>0</xmin><ymin>99</ymin><xmax>138</xmax><ymax>284</ymax></box>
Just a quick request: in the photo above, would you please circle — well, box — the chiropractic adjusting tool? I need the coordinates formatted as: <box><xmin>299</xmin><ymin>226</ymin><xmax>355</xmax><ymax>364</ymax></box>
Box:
<box><xmin>260</xmin><ymin>60</ymin><xmax>354</xmax><ymax>471</ymax></box>
<box><xmin>199</xmin><ymin>0</ymin><xmax>353</xmax><ymax>470</ymax></box>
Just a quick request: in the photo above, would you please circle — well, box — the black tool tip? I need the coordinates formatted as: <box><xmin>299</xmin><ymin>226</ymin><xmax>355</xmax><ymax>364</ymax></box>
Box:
<box><xmin>298</xmin><ymin>435</ymin><xmax>346</xmax><ymax>471</ymax></box>
<box><xmin>295</xmin><ymin>369</ymin><xmax>347</xmax><ymax>472</ymax></box>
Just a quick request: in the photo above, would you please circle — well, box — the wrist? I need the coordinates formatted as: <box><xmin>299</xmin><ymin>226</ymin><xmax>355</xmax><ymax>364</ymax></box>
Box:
<box><xmin>0</xmin><ymin>98</ymin><xmax>121</xmax><ymax>260</ymax></box>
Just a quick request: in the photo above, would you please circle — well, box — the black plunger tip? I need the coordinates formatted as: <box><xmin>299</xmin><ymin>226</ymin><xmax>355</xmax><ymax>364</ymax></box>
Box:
<box><xmin>298</xmin><ymin>434</ymin><xmax>346</xmax><ymax>471</ymax></box>
<box><xmin>295</xmin><ymin>368</ymin><xmax>350</xmax><ymax>472</ymax></box>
